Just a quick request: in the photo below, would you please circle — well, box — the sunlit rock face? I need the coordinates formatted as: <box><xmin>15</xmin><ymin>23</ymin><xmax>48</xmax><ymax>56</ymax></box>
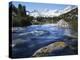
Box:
<box><xmin>57</xmin><ymin>19</ymin><xmax>70</xmax><ymax>28</ymax></box>
<box><xmin>56</xmin><ymin>19</ymin><xmax>71</xmax><ymax>36</ymax></box>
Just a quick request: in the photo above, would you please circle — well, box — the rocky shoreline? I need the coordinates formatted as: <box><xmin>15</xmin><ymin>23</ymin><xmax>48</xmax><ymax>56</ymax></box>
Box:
<box><xmin>32</xmin><ymin>35</ymin><xmax>78</xmax><ymax>57</ymax></box>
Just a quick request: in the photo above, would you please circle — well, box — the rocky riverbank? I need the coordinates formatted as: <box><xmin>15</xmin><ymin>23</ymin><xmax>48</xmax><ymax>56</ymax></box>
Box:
<box><xmin>32</xmin><ymin>35</ymin><xmax>78</xmax><ymax>57</ymax></box>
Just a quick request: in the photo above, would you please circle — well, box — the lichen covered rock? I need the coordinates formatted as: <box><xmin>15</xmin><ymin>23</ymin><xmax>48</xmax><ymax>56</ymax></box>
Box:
<box><xmin>32</xmin><ymin>41</ymin><xmax>67</xmax><ymax>57</ymax></box>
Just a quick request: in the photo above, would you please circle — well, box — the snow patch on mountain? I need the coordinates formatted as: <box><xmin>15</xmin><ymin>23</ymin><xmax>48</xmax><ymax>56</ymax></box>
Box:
<box><xmin>29</xmin><ymin>5</ymin><xmax>77</xmax><ymax>17</ymax></box>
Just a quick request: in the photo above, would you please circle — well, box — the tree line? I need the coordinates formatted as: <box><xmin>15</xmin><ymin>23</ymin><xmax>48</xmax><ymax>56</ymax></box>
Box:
<box><xmin>9</xmin><ymin>2</ymin><xmax>33</xmax><ymax>27</ymax></box>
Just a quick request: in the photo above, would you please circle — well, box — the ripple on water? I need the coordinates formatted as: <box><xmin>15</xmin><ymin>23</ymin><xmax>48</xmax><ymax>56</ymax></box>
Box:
<box><xmin>12</xmin><ymin>25</ymin><xmax>72</xmax><ymax>58</ymax></box>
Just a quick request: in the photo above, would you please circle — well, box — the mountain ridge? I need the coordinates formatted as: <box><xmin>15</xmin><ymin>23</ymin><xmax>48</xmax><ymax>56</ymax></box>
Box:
<box><xmin>29</xmin><ymin>6</ymin><xmax>77</xmax><ymax>17</ymax></box>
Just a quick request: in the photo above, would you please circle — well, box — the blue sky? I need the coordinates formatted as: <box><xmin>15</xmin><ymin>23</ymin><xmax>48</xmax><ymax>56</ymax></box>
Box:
<box><xmin>12</xmin><ymin>1</ymin><xmax>74</xmax><ymax>12</ymax></box>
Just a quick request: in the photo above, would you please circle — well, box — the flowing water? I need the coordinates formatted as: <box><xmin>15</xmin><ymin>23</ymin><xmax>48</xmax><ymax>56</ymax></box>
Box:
<box><xmin>11</xmin><ymin>24</ymin><xmax>71</xmax><ymax>58</ymax></box>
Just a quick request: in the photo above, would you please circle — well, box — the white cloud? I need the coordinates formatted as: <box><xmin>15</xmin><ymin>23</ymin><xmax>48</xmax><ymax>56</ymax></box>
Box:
<box><xmin>30</xmin><ymin>9</ymin><xmax>61</xmax><ymax>17</ymax></box>
<box><xmin>30</xmin><ymin>5</ymin><xmax>77</xmax><ymax>17</ymax></box>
